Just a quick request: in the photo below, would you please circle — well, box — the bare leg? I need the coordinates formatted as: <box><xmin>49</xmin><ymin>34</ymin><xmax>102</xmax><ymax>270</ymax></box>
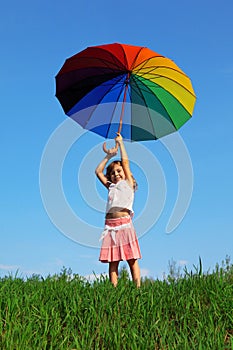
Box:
<box><xmin>109</xmin><ymin>261</ymin><xmax>119</xmax><ymax>287</ymax></box>
<box><xmin>127</xmin><ymin>259</ymin><xmax>141</xmax><ymax>287</ymax></box>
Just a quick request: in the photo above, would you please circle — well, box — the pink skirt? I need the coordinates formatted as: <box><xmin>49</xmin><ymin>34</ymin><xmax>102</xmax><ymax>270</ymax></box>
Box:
<box><xmin>99</xmin><ymin>216</ymin><xmax>142</xmax><ymax>263</ymax></box>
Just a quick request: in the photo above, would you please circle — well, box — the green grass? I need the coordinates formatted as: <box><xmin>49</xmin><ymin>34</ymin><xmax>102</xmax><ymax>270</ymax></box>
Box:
<box><xmin>0</xmin><ymin>258</ymin><xmax>232</xmax><ymax>350</ymax></box>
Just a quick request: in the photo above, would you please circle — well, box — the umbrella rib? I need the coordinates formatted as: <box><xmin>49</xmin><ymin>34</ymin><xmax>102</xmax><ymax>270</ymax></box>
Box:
<box><xmin>133</xmin><ymin>57</ymin><xmax>196</xmax><ymax>98</ymax></box>
<box><xmin>86</xmin><ymin>46</ymin><xmax>129</xmax><ymax>73</ymax></box>
<box><xmin>82</xmin><ymin>75</ymin><xmax>126</xmax><ymax>134</ymax></box>
<box><xmin>131</xmin><ymin>47</ymin><xmax>144</xmax><ymax>68</ymax></box>
<box><xmin>122</xmin><ymin>46</ymin><xmax>145</xmax><ymax>71</ymax></box>
<box><xmin>71</xmin><ymin>45</ymin><xmax>127</xmax><ymax>72</ymax></box>
<box><xmin>133</xmin><ymin>54</ymin><xmax>189</xmax><ymax>77</ymax></box>
<box><xmin>69</xmin><ymin>51</ymin><xmax>130</xmax><ymax>100</ymax></box>
<box><xmin>137</xmin><ymin>74</ymin><xmax>194</xmax><ymax>116</ymax></box>
<box><xmin>135</xmin><ymin>67</ymin><xmax>196</xmax><ymax>98</ymax></box>
<box><xmin>130</xmin><ymin>76</ymin><xmax>158</xmax><ymax>139</ymax></box>
<box><xmin>133</xmin><ymin>55</ymin><xmax>163</xmax><ymax>71</ymax></box>
<box><xmin>120</xmin><ymin>45</ymin><xmax>131</xmax><ymax>69</ymax></box>
<box><xmin>133</xmin><ymin>74</ymin><xmax>189</xmax><ymax>128</ymax></box>
<box><xmin>105</xmin><ymin>83</ymin><xmax>126</xmax><ymax>138</ymax></box>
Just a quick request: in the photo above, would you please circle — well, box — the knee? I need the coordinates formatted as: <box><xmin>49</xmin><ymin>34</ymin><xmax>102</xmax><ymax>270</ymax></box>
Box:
<box><xmin>109</xmin><ymin>261</ymin><xmax>119</xmax><ymax>272</ymax></box>
<box><xmin>127</xmin><ymin>259</ymin><xmax>137</xmax><ymax>268</ymax></box>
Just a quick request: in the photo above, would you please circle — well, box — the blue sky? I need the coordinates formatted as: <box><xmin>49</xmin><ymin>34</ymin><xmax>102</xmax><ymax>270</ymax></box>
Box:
<box><xmin>1</xmin><ymin>0</ymin><xmax>233</xmax><ymax>280</ymax></box>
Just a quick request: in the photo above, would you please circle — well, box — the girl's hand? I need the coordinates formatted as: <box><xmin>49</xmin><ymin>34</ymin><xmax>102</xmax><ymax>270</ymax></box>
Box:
<box><xmin>115</xmin><ymin>133</ymin><xmax>123</xmax><ymax>144</ymax></box>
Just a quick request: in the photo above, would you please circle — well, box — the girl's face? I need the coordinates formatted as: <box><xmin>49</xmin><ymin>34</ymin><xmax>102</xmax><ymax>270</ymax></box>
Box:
<box><xmin>109</xmin><ymin>164</ymin><xmax>125</xmax><ymax>184</ymax></box>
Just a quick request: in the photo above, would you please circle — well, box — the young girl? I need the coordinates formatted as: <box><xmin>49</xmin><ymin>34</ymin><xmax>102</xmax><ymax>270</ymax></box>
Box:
<box><xmin>95</xmin><ymin>133</ymin><xmax>141</xmax><ymax>287</ymax></box>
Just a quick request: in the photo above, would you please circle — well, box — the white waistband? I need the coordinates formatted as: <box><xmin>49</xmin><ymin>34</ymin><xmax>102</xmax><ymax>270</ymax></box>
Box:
<box><xmin>100</xmin><ymin>222</ymin><xmax>131</xmax><ymax>244</ymax></box>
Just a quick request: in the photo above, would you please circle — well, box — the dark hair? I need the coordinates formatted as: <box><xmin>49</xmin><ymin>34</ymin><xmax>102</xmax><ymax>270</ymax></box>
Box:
<box><xmin>106</xmin><ymin>160</ymin><xmax>138</xmax><ymax>191</ymax></box>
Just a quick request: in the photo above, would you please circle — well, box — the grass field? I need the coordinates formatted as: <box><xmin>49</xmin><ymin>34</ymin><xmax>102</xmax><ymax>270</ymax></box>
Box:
<box><xmin>0</xmin><ymin>258</ymin><xmax>232</xmax><ymax>349</ymax></box>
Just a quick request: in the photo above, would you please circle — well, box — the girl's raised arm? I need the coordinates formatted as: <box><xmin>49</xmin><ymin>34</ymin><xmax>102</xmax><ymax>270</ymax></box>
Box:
<box><xmin>115</xmin><ymin>133</ymin><xmax>134</xmax><ymax>188</ymax></box>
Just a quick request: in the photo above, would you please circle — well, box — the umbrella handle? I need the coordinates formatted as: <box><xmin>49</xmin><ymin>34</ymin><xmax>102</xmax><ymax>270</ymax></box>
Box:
<box><xmin>102</xmin><ymin>141</ymin><xmax>119</xmax><ymax>154</ymax></box>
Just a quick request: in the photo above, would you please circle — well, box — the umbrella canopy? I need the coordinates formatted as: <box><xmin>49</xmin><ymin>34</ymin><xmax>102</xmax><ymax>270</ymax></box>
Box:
<box><xmin>55</xmin><ymin>43</ymin><xmax>196</xmax><ymax>141</ymax></box>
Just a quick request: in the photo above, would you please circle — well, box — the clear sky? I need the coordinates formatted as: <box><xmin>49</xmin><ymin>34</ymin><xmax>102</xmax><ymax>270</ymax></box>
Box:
<box><xmin>1</xmin><ymin>0</ymin><xmax>233</xmax><ymax>280</ymax></box>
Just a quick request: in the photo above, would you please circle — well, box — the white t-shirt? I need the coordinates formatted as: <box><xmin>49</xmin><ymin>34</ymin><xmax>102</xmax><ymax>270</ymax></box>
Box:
<box><xmin>106</xmin><ymin>180</ymin><xmax>134</xmax><ymax>215</ymax></box>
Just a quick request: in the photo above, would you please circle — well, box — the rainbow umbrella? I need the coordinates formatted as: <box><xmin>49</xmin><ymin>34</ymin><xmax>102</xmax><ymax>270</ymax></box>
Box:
<box><xmin>55</xmin><ymin>43</ymin><xmax>196</xmax><ymax>141</ymax></box>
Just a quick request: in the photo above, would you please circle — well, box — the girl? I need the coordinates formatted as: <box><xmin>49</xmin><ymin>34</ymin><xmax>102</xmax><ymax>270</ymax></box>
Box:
<box><xmin>95</xmin><ymin>133</ymin><xmax>141</xmax><ymax>287</ymax></box>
